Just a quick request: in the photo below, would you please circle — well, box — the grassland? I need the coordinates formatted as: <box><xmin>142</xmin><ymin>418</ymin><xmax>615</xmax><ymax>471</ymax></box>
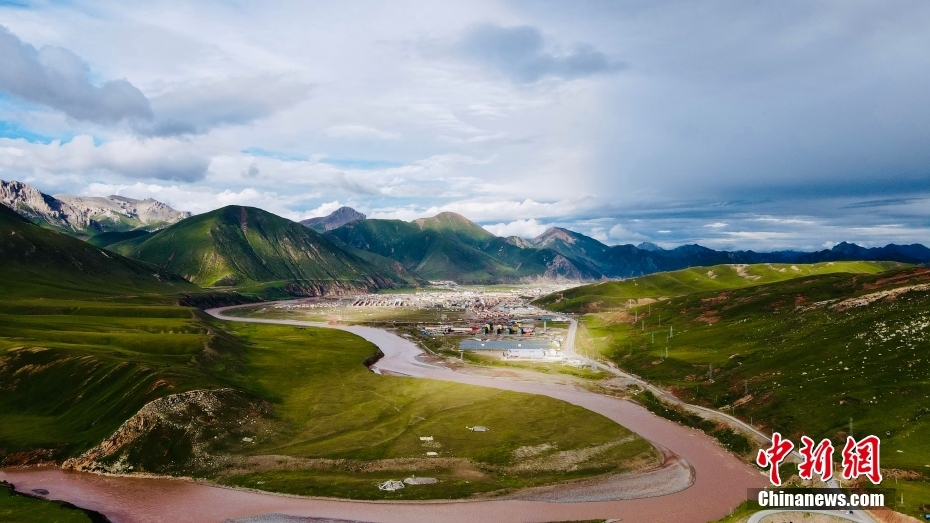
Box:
<box><xmin>568</xmin><ymin>265</ymin><xmax>930</xmax><ymax>517</ymax></box>
<box><xmin>0</xmin><ymin>296</ymin><xmax>656</xmax><ymax>499</ymax></box>
<box><xmin>0</xmin><ymin>298</ymin><xmax>241</xmax><ymax>462</ymax></box>
<box><xmin>0</xmin><ymin>485</ymin><xmax>95</xmax><ymax>523</ymax></box>
<box><xmin>534</xmin><ymin>261</ymin><xmax>906</xmax><ymax>313</ymax></box>
<box><xmin>212</xmin><ymin>323</ymin><xmax>656</xmax><ymax>499</ymax></box>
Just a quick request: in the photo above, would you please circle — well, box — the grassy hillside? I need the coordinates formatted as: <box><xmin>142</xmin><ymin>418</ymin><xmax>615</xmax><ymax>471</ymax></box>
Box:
<box><xmin>328</xmin><ymin>213</ymin><xmax>599</xmax><ymax>283</ymax></box>
<box><xmin>535</xmin><ymin>261</ymin><xmax>905</xmax><ymax>312</ymax></box>
<box><xmin>0</xmin><ymin>483</ymin><xmax>94</xmax><ymax>523</ymax></box>
<box><xmin>109</xmin><ymin>205</ymin><xmax>404</xmax><ymax>295</ymax></box>
<box><xmin>578</xmin><ymin>265</ymin><xmax>930</xmax><ymax>515</ymax></box>
<box><xmin>0</xmin><ymin>203</ymin><xmax>194</xmax><ymax>300</ymax></box>
<box><xmin>85</xmin><ymin>229</ymin><xmax>152</xmax><ymax>248</ymax></box>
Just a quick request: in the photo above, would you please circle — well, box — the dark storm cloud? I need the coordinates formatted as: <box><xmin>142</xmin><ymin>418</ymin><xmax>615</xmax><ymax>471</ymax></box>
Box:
<box><xmin>0</xmin><ymin>25</ymin><xmax>153</xmax><ymax>123</ymax></box>
<box><xmin>455</xmin><ymin>23</ymin><xmax>623</xmax><ymax>82</ymax></box>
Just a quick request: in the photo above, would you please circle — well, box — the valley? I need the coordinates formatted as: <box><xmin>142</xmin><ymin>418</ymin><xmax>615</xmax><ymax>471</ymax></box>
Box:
<box><xmin>0</xmin><ymin>188</ymin><xmax>927</xmax><ymax>521</ymax></box>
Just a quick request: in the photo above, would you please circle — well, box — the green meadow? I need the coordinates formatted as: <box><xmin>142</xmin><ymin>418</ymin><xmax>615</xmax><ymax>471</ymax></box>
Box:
<box><xmin>566</xmin><ymin>265</ymin><xmax>930</xmax><ymax>517</ymax></box>
<box><xmin>0</xmin><ymin>484</ymin><xmax>93</xmax><ymax>523</ymax></box>
<box><xmin>534</xmin><ymin>261</ymin><xmax>904</xmax><ymax>313</ymax></box>
<box><xmin>213</xmin><ymin>322</ymin><xmax>656</xmax><ymax>499</ymax></box>
<box><xmin>0</xmin><ymin>295</ymin><xmax>656</xmax><ymax>499</ymax></box>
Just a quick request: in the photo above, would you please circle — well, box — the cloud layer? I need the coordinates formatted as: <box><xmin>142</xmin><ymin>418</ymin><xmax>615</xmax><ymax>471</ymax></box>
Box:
<box><xmin>0</xmin><ymin>26</ymin><xmax>152</xmax><ymax>123</ymax></box>
<box><xmin>0</xmin><ymin>1</ymin><xmax>929</xmax><ymax>251</ymax></box>
<box><xmin>455</xmin><ymin>24</ymin><xmax>623</xmax><ymax>82</ymax></box>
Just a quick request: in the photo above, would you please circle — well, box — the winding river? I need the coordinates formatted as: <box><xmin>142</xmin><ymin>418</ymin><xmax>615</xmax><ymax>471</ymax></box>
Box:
<box><xmin>0</xmin><ymin>304</ymin><xmax>766</xmax><ymax>523</ymax></box>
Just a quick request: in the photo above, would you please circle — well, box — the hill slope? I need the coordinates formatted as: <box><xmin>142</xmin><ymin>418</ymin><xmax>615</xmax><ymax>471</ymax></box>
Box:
<box><xmin>0</xmin><ymin>203</ymin><xmax>194</xmax><ymax>299</ymax></box>
<box><xmin>535</xmin><ymin>261</ymin><xmax>906</xmax><ymax>313</ymax></box>
<box><xmin>327</xmin><ymin>213</ymin><xmax>599</xmax><ymax>283</ymax></box>
<box><xmin>110</xmin><ymin>205</ymin><xmax>403</xmax><ymax>295</ymax></box>
<box><xmin>578</xmin><ymin>265</ymin><xmax>930</xmax><ymax>482</ymax></box>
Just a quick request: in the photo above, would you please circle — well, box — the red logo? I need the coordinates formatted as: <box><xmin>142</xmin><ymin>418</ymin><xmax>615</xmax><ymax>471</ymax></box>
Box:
<box><xmin>756</xmin><ymin>432</ymin><xmax>794</xmax><ymax>486</ymax></box>
<box><xmin>758</xmin><ymin>434</ymin><xmax>883</xmax><ymax>485</ymax></box>
<box><xmin>798</xmin><ymin>436</ymin><xmax>834</xmax><ymax>481</ymax></box>
<box><xmin>841</xmin><ymin>435</ymin><xmax>882</xmax><ymax>484</ymax></box>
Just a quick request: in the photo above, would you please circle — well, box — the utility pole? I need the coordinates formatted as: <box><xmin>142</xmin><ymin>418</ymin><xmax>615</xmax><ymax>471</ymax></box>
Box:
<box><xmin>669</xmin><ymin>326</ymin><xmax>673</xmax><ymax>338</ymax></box>
<box><xmin>642</xmin><ymin>320</ymin><xmax>645</xmax><ymax>332</ymax></box>
<box><xmin>651</xmin><ymin>332</ymin><xmax>654</xmax><ymax>344</ymax></box>
<box><xmin>658</xmin><ymin>315</ymin><xmax>661</xmax><ymax>327</ymax></box>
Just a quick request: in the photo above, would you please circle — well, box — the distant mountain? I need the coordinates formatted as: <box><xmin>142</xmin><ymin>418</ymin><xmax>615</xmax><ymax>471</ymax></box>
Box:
<box><xmin>327</xmin><ymin>213</ymin><xmax>600</xmax><ymax>284</ymax></box>
<box><xmin>301</xmin><ymin>206</ymin><xmax>366</xmax><ymax>232</ymax></box>
<box><xmin>108</xmin><ymin>205</ymin><xmax>405</xmax><ymax>295</ymax></box>
<box><xmin>0</xmin><ymin>203</ymin><xmax>193</xmax><ymax>298</ymax></box>
<box><xmin>637</xmin><ymin>242</ymin><xmax>663</xmax><ymax>251</ymax></box>
<box><xmin>0</xmin><ymin>180</ymin><xmax>190</xmax><ymax>237</ymax></box>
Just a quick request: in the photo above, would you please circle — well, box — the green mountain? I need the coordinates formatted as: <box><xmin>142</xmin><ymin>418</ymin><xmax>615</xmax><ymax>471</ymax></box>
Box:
<box><xmin>534</xmin><ymin>260</ymin><xmax>905</xmax><ymax>313</ymax></box>
<box><xmin>0</xmin><ymin>203</ymin><xmax>194</xmax><ymax>299</ymax></box>
<box><xmin>108</xmin><ymin>205</ymin><xmax>404</xmax><ymax>295</ymax></box>
<box><xmin>327</xmin><ymin>212</ymin><xmax>600</xmax><ymax>283</ymax></box>
<box><xmin>86</xmin><ymin>229</ymin><xmax>153</xmax><ymax>248</ymax></box>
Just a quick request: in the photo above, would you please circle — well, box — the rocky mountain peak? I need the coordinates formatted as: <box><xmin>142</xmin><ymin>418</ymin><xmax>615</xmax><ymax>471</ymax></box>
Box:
<box><xmin>300</xmin><ymin>206</ymin><xmax>367</xmax><ymax>232</ymax></box>
<box><xmin>0</xmin><ymin>180</ymin><xmax>190</xmax><ymax>236</ymax></box>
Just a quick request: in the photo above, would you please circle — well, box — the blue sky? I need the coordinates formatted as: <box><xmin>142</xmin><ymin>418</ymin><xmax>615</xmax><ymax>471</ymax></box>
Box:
<box><xmin>0</xmin><ymin>0</ymin><xmax>929</xmax><ymax>250</ymax></box>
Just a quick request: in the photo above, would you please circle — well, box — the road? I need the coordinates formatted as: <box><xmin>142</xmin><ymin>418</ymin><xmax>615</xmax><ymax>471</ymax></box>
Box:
<box><xmin>562</xmin><ymin>317</ymin><xmax>879</xmax><ymax>523</ymax></box>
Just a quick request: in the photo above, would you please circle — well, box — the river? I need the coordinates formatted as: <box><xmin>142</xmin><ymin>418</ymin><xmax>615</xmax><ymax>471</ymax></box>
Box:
<box><xmin>0</xmin><ymin>305</ymin><xmax>766</xmax><ymax>523</ymax></box>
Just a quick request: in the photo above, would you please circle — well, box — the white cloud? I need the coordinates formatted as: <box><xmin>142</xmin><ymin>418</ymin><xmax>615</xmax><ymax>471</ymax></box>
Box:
<box><xmin>608</xmin><ymin>223</ymin><xmax>648</xmax><ymax>242</ymax></box>
<box><xmin>483</xmin><ymin>218</ymin><xmax>550</xmax><ymax>238</ymax></box>
<box><xmin>143</xmin><ymin>74</ymin><xmax>313</xmax><ymax>136</ymax></box>
<box><xmin>704</xmin><ymin>222</ymin><xmax>728</xmax><ymax>228</ymax></box>
<box><xmin>0</xmin><ymin>25</ymin><xmax>152</xmax><ymax>124</ymax></box>
<box><xmin>0</xmin><ymin>135</ymin><xmax>208</xmax><ymax>181</ymax></box>
<box><xmin>301</xmin><ymin>200</ymin><xmax>346</xmax><ymax>220</ymax></box>
<box><xmin>325</xmin><ymin>125</ymin><xmax>398</xmax><ymax>140</ymax></box>
<box><xmin>81</xmin><ymin>182</ymin><xmax>319</xmax><ymax>219</ymax></box>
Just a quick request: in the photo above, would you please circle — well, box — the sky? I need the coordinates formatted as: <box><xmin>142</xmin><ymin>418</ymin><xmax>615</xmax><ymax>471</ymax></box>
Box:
<box><xmin>0</xmin><ymin>0</ymin><xmax>929</xmax><ymax>251</ymax></box>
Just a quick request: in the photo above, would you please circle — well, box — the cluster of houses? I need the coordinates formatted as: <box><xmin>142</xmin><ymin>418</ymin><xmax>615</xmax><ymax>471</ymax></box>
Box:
<box><xmin>418</xmin><ymin>319</ymin><xmax>546</xmax><ymax>337</ymax></box>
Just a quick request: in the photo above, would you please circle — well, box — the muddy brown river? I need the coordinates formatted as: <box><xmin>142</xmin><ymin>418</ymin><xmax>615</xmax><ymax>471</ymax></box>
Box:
<box><xmin>0</xmin><ymin>307</ymin><xmax>767</xmax><ymax>523</ymax></box>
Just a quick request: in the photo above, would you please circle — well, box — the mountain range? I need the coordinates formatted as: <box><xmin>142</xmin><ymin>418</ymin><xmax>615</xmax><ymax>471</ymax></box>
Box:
<box><xmin>107</xmin><ymin>205</ymin><xmax>411</xmax><ymax>296</ymax></box>
<box><xmin>2</xmin><ymin>179</ymin><xmax>929</xmax><ymax>296</ymax></box>
<box><xmin>0</xmin><ymin>180</ymin><xmax>190</xmax><ymax>238</ymax></box>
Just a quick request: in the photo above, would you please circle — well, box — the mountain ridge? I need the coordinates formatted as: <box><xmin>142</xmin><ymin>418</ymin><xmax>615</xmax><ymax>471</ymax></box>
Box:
<box><xmin>0</xmin><ymin>180</ymin><xmax>190</xmax><ymax>237</ymax></box>
<box><xmin>301</xmin><ymin>206</ymin><xmax>366</xmax><ymax>232</ymax></box>
<box><xmin>108</xmin><ymin>205</ymin><xmax>405</xmax><ymax>296</ymax></box>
